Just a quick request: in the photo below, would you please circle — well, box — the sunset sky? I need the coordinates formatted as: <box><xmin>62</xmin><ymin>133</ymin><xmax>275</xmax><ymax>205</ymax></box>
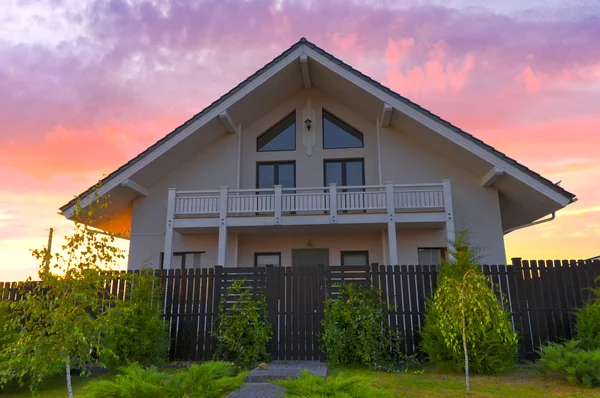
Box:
<box><xmin>1</xmin><ymin>0</ymin><xmax>599</xmax><ymax>281</ymax></box>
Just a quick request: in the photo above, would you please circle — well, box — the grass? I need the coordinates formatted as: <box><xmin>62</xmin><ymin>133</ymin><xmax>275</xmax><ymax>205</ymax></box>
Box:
<box><xmin>329</xmin><ymin>364</ymin><xmax>599</xmax><ymax>397</ymax></box>
<box><xmin>1</xmin><ymin>374</ymin><xmax>108</xmax><ymax>397</ymax></box>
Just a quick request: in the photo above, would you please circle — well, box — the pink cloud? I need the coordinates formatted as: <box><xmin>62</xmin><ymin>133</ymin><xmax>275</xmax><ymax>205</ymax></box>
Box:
<box><xmin>1</xmin><ymin>0</ymin><xmax>600</xmax><ymax>274</ymax></box>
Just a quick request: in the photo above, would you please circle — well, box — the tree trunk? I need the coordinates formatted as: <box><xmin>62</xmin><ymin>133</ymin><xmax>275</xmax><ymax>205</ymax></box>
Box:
<box><xmin>462</xmin><ymin>289</ymin><xmax>470</xmax><ymax>395</ymax></box>
<box><xmin>66</xmin><ymin>354</ymin><xmax>74</xmax><ymax>398</ymax></box>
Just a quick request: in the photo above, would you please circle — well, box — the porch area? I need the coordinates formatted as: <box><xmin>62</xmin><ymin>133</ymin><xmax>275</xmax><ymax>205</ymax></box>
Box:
<box><xmin>162</xmin><ymin>180</ymin><xmax>455</xmax><ymax>269</ymax></box>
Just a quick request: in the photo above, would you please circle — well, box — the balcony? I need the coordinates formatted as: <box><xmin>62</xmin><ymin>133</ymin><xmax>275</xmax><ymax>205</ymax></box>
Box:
<box><xmin>163</xmin><ymin>180</ymin><xmax>455</xmax><ymax>268</ymax></box>
<box><xmin>169</xmin><ymin>181</ymin><xmax>451</xmax><ymax>228</ymax></box>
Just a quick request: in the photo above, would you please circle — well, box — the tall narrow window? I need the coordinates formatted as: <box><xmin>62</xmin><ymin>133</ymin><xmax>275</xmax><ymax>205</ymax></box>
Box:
<box><xmin>324</xmin><ymin>159</ymin><xmax>364</xmax><ymax>187</ymax></box>
<box><xmin>257</xmin><ymin>162</ymin><xmax>296</xmax><ymax>189</ymax></box>
<box><xmin>323</xmin><ymin>110</ymin><xmax>363</xmax><ymax>149</ymax></box>
<box><xmin>257</xmin><ymin>112</ymin><xmax>296</xmax><ymax>152</ymax></box>
<box><xmin>417</xmin><ymin>248</ymin><xmax>447</xmax><ymax>266</ymax></box>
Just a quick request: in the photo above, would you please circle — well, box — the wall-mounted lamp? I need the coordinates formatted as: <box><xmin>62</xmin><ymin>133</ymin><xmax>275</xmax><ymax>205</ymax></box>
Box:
<box><xmin>304</xmin><ymin>118</ymin><xmax>312</xmax><ymax>131</ymax></box>
<box><xmin>306</xmin><ymin>237</ymin><xmax>313</xmax><ymax>248</ymax></box>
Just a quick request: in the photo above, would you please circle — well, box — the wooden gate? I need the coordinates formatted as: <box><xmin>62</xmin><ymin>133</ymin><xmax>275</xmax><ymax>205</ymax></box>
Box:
<box><xmin>266</xmin><ymin>265</ymin><xmax>327</xmax><ymax>361</ymax></box>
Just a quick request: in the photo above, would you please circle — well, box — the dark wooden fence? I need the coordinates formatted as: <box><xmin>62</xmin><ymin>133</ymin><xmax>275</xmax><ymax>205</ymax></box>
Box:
<box><xmin>1</xmin><ymin>259</ymin><xmax>599</xmax><ymax>362</ymax></box>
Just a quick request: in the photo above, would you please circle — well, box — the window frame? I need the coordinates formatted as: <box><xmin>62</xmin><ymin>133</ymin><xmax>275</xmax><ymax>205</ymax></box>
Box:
<box><xmin>256</xmin><ymin>161</ymin><xmax>296</xmax><ymax>189</ymax></box>
<box><xmin>159</xmin><ymin>251</ymin><xmax>206</xmax><ymax>270</ymax></box>
<box><xmin>341</xmin><ymin>251</ymin><xmax>370</xmax><ymax>266</ymax></box>
<box><xmin>256</xmin><ymin>111</ymin><xmax>296</xmax><ymax>152</ymax></box>
<box><xmin>417</xmin><ymin>247</ymin><xmax>447</xmax><ymax>266</ymax></box>
<box><xmin>254</xmin><ymin>252</ymin><xmax>282</xmax><ymax>267</ymax></box>
<box><xmin>323</xmin><ymin>158</ymin><xmax>365</xmax><ymax>188</ymax></box>
<box><xmin>322</xmin><ymin>109</ymin><xmax>364</xmax><ymax>150</ymax></box>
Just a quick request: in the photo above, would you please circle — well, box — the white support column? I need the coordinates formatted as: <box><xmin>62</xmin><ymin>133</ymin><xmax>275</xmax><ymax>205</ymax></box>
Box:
<box><xmin>376</xmin><ymin>119</ymin><xmax>383</xmax><ymax>185</ymax></box>
<box><xmin>274</xmin><ymin>185</ymin><xmax>282</xmax><ymax>225</ymax></box>
<box><xmin>236</xmin><ymin>124</ymin><xmax>242</xmax><ymax>189</ymax></box>
<box><xmin>385</xmin><ymin>181</ymin><xmax>398</xmax><ymax>265</ymax></box>
<box><xmin>381</xmin><ymin>230</ymin><xmax>389</xmax><ymax>265</ymax></box>
<box><xmin>232</xmin><ymin>232</ymin><xmax>239</xmax><ymax>268</ymax></box>
<box><xmin>217</xmin><ymin>186</ymin><xmax>228</xmax><ymax>266</ymax></box>
<box><xmin>163</xmin><ymin>188</ymin><xmax>176</xmax><ymax>270</ymax></box>
<box><xmin>329</xmin><ymin>183</ymin><xmax>337</xmax><ymax>223</ymax></box>
<box><xmin>442</xmin><ymin>179</ymin><xmax>456</xmax><ymax>248</ymax></box>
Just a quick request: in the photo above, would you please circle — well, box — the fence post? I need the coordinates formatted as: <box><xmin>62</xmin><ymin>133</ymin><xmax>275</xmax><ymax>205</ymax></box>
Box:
<box><xmin>265</xmin><ymin>264</ymin><xmax>278</xmax><ymax>359</ymax></box>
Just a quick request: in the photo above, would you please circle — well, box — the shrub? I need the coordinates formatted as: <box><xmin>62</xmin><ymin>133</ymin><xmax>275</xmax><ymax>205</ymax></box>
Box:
<box><xmin>576</xmin><ymin>284</ymin><xmax>600</xmax><ymax>350</ymax></box>
<box><xmin>420</xmin><ymin>233</ymin><xmax>518</xmax><ymax>374</ymax></box>
<box><xmin>322</xmin><ymin>283</ymin><xmax>404</xmax><ymax>370</ymax></box>
<box><xmin>165</xmin><ymin>361</ymin><xmax>245</xmax><ymax>397</ymax></box>
<box><xmin>103</xmin><ymin>270</ymin><xmax>168</xmax><ymax>370</ymax></box>
<box><xmin>83</xmin><ymin>362</ymin><xmax>244</xmax><ymax>398</ymax></box>
<box><xmin>83</xmin><ymin>363</ymin><xmax>169</xmax><ymax>398</ymax></box>
<box><xmin>538</xmin><ymin>340</ymin><xmax>600</xmax><ymax>387</ymax></box>
<box><xmin>213</xmin><ymin>280</ymin><xmax>272</xmax><ymax>369</ymax></box>
<box><xmin>273</xmin><ymin>370</ymin><xmax>388</xmax><ymax>397</ymax></box>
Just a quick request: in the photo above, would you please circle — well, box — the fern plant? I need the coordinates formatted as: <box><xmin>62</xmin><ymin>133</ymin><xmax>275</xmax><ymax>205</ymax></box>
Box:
<box><xmin>538</xmin><ymin>341</ymin><xmax>600</xmax><ymax>387</ymax></box>
<box><xmin>83</xmin><ymin>363</ymin><xmax>169</xmax><ymax>398</ymax></box>
<box><xmin>165</xmin><ymin>362</ymin><xmax>245</xmax><ymax>398</ymax></box>
<box><xmin>273</xmin><ymin>370</ymin><xmax>388</xmax><ymax>397</ymax></box>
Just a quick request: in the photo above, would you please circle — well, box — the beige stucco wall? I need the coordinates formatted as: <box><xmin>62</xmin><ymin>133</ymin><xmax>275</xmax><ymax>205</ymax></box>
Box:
<box><xmin>127</xmin><ymin>88</ymin><xmax>506</xmax><ymax>269</ymax></box>
<box><xmin>380</xmin><ymin>125</ymin><xmax>506</xmax><ymax>264</ymax></box>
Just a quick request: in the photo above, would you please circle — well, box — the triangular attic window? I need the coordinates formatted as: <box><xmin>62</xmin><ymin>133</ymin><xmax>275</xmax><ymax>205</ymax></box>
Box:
<box><xmin>323</xmin><ymin>109</ymin><xmax>363</xmax><ymax>149</ymax></box>
<box><xmin>257</xmin><ymin>112</ymin><xmax>296</xmax><ymax>152</ymax></box>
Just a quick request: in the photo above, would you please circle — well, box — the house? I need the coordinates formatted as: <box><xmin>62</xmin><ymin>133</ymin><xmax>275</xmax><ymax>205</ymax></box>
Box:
<box><xmin>59</xmin><ymin>38</ymin><xmax>576</xmax><ymax>270</ymax></box>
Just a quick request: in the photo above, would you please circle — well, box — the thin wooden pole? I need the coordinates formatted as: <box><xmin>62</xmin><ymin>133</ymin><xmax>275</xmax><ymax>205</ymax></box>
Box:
<box><xmin>45</xmin><ymin>227</ymin><xmax>54</xmax><ymax>272</ymax></box>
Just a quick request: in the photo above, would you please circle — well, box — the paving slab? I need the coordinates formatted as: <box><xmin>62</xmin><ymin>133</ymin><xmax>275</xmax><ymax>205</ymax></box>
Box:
<box><xmin>243</xmin><ymin>360</ymin><xmax>327</xmax><ymax>383</ymax></box>
<box><xmin>228</xmin><ymin>361</ymin><xmax>328</xmax><ymax>398</ymax></box>
<box><xmin>227</xmin><ymin>383</ymin><xmax>285</xmax><ymax>398</ymax></box>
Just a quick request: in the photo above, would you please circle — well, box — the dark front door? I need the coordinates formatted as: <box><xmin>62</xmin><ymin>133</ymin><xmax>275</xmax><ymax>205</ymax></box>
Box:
<box><xmin>292</xmin><ymin>249</ymin><xmax>329</xmax><ymax>267</ymax></box>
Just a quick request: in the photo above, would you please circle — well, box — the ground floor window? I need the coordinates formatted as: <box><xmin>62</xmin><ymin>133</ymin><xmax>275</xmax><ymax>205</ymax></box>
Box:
<box><xmin>341</xmin><ymin>251</ymin><xmax>369</xmax><ymax>266</ymax></box>
<box><xmin>254</xmin><ymin>252</ymin><xmax>281</xmax><ymax>267</ymax></box>
<box><xmin>159</xmin><ymin>251</ymin><xmax>204</xmax><ymax>270</ymax></box>
<box><xmin>417</xmin><ymin>248</ymin><xmax>447</xmax><ymax>266</ymax></box>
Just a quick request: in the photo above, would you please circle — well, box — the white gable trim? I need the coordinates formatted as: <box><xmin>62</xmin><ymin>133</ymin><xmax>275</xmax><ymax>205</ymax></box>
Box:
<box><xmin>303</xmin><ymin>46</ymin><xmax>571</xmax><ymax>207</ymax></box>
<box><xmin>62</xmin><ymin>46</ymin><xmax>305</xmax><ymax>218</ymax></box>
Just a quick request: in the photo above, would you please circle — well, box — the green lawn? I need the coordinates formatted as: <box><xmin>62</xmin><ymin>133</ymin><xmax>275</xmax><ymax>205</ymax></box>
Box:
<box><xmin>329</xmin><ymin>365</ymin><xmax>599</xmax><ymax>397</ymax></box>
<box><xmin>3</xmin><ymin>365</ymin><xmax>598</xmax><ymax>397</ymax></box>
<box><xmin>1</xmin><ymin>374</ymin><xmax>107</xmax><ymax>397</ymax></box>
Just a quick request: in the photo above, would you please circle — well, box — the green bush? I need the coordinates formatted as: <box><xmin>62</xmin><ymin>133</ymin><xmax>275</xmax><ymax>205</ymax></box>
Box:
<box><xmin>420</xmin><ymin>233</ymin><xmax>518</xmax><ymax>374</ymax></box>
<box><xmin>321</xmin><ymin>283</ymin><xmax>404</xmax><ymax>370</ymax></box>
<box><xmin>538</xmin><ymin>340</ymin><xmax>600</xmax><ymax>387</ymax></box>
<box><xmin>273</xmin><ymin>370</ymin><xmax>388</xmax><ymax>397</ymax></box>
<box><xmin>83</xmin><ymin>363</ymin><xmax>169</xmax><ymax>397</ymax></box>
<box><xmin>165</xmin><ymin>362</ymin><xmax>245</xmax><ymax>397</ymax></box>
<box><xmin>102</xmin><ymin>270</ymin><xmax>169</xmax><ymax>370</ymax></box>
<box><xmin>576</xmin><ymin>284</ymin><xmax>600</xmax><ymax>350</ymax></box>
<box><xmin>213</xmin><ymin>280</ymin><xmax>272</xmax><ymax>369</ymax></box>
<box><xmin>83</xmin><ymin>362</ymin><xmax>243</xmax><ymax>398</ymax></box>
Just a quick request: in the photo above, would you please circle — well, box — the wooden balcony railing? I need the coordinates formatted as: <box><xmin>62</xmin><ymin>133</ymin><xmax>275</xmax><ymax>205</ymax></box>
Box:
<box><xmin>173</xmin><ymin>182</ymin><xmax>446</xmax><ymax>219</ymax></box>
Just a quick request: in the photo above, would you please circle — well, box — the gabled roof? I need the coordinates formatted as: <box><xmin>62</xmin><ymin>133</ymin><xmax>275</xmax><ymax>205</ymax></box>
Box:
<box><xmin>60</xmin><ymin>37</ymin><xmax>575</xmax><ymax>220</ymax></box>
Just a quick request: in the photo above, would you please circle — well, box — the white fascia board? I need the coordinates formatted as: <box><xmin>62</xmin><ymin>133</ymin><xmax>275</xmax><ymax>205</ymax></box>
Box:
<box><xmin>62</xmin><ymin>46</ymin><xmax>305</xmax><ymax>219</ymax></box>
<box><xmin>119</xmin><ymin>179</ymin><xmax>148</xmax><ymax>197</ymax></box>
<box><xmin>481</xmin><ymin>167</ymin><xmax>505</xmax><ymax>187</ymax></box>
<box><xmin>300</xmin><ymin>54</ymin><xmax>311</xmax><ymax>89</ymax></box>
<box><xmin>303</xmin><ymin>47</ymin><xmax>571</xmax><ymax>207</ymax></box>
